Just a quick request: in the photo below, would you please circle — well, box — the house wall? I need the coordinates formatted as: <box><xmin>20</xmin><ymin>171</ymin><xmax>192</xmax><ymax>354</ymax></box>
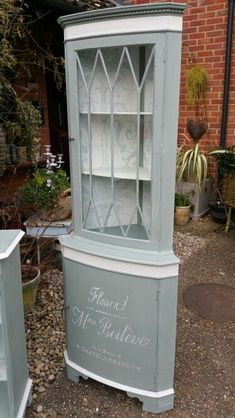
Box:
<box><xmin>7</xmin><ymin>1</ymin><xmax>235</xmax><ymax>163</ymax></box>
<box><xmin>1</xmin><ymin>1</ymin><xmax>234</xmax><ymax>206</ymax></box>
<box><xmin>133</xmin><ymin>0</ymin><xmax>235</xmax><ymax>175</ymax></box>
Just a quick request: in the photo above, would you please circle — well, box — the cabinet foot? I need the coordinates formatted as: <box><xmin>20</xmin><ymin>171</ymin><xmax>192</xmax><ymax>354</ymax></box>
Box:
<box><xmin>126</xmin><ymin>391</ymin><xmax>174</xmax><ymax>414</ymax></box>
<box><xmin>66</xmin><ymin>363</ymin><xmax>88</xmax><ymax>383</ymax></box>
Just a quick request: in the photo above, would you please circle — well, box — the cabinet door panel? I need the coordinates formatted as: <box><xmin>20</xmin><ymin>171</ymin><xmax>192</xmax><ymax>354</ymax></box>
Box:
<box><xmin>76</xmin><ymin>44</ymin><xmax>154</xmax><ymax>241</ymax></box>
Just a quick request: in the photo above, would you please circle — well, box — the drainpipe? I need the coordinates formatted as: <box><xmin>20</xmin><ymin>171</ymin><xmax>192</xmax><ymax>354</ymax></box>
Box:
<box><xmin>220</xmin><ymin>0</ymin><xmax>235</xmax><ymax>147</ymax></box>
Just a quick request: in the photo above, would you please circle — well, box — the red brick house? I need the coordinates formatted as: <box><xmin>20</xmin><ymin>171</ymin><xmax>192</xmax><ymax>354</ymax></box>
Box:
<box><xmin>1</xmin><ymin>0</ymin><xmax>234</xmax><ymax>201</ymax></box>
<box><xmin>132</xmin><ymin>0</ymin><xmax>235</xmax><ymax>171</ymax></box>
<box><xmin>22</xmin><ymin>0</ymin><xmax>235</xmax><ymax>167</ymax></box>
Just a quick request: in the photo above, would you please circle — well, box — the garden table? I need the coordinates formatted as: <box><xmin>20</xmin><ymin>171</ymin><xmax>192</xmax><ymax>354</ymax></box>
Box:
<box><xmin>24</xmin><ymin>215</ymin><xmax>72</xmax><ymax>263</ymax></box>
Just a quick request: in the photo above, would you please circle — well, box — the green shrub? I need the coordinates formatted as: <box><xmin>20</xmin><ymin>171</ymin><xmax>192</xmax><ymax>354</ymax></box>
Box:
<box><xmin>186</xmin><ymin>65</ymin><xmax>208</xmax><ymax>105</ymax></box>
<box><xmin>175</xmin><ymin>193</ymin><xmax>191</xmax><ymax>207</ymax></box>
<box><xmin>210</xmin><ymin>146</ymin><xmax>235</xmax><ymax>177</ymax></box>
<box><xmin>19</xmin><ymin>169</ymin><xmax>70</xmax><ymax>210</ymax></box>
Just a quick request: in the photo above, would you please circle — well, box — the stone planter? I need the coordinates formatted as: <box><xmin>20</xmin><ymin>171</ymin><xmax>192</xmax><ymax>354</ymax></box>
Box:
<box><xmin>22</xmin><ymin>265</ymin><xmax>40</xmax><ymax>312</ymax></box>
<box><xmin>176</xmin><ymin>178</ymin><xmax>211</xmax><ymax>220</ymax></box>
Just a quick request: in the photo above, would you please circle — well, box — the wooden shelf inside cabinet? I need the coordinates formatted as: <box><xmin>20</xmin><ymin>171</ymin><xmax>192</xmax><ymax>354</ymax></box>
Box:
<box><xmin>82</xmin><ymin>167</ymin><xmax>151</xmax><ymax>180</ymax></box>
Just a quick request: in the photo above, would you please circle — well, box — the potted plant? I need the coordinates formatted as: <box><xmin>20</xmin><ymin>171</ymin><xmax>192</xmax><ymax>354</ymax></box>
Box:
<box><xmin>186</xmin><ymin>65</ymin><xmax>208</xmax><ymax>105</ymax></box>
<box><xmin>176</xmin><ymin>134</ymin><xmax>210</xmax><ymax>220</ymax></box>
<box><xmin>174</xmin><ymin>192</ymin><xmax>191</xmax><ymax>226</ymax></box>
<box><xmin>186</xmin><ymin>64</ymin><xmax>208</xmax><ymax>141</ymax></box>
<box><xmin>209</xmin><ymin>147</ymin><xmax>235</xmax><ymax>229</ymax></box>
<box><xmin>21</xmin><ymin>263</ymin><xmax>41</xmax><ymax>312</ymax></box>
<box><xmin>176</xmin><ymin>135</ymin><xmax>208</xmax><ymax>185</ymax></box>
<box><xmin>209</xmin><ymin>192</ymin><xmax>227</xmax><ymax>224</ymax></box>
<box><xmin>176</xmin><ymin>63</ymin><xmax>210</xmax><ymax>220</ymax></box>
<box><xmin>20</xmin><ymin>232</ymin><xmax>60</xmax><ymax>312</ymax></box>
<box><xmin>19</xmin><ymin>168</ymin><xmax>71</xmax><ymax>221</ymax></box>
<box><xmin>210</xmin><ymin>146</ymin><xmax>235</xmax><ymax>176</ymax></box>
<box><xmin>5</xmin><ymin>100</ymin><xmax>41</xmax><ymax>163</ymax></box>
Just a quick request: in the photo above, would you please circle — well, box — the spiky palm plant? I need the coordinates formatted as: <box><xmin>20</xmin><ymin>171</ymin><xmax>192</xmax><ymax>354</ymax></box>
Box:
<box><xmin>176</xmin><ymin>135</ymin><xmax>208</xmax><ymax>187</ymax></box>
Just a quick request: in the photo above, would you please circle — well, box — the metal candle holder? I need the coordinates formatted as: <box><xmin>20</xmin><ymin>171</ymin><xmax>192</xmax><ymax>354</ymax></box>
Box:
<box><xmin>43</xmin><ymin>145</ymin><xmax>64</xmax><ymax>187</ymax></box>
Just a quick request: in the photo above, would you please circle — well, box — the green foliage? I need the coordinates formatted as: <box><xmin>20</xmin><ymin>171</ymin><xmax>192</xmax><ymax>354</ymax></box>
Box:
<box><xmin>16</xmin><ymin>101</ymin><xmax>41</xmax><ymax>146</ymax></box>
<box><xmin>0</xmin><ymin>0</ymin><xmax>64</xmax><ymax>137</ymax></box>
<box><xmin>209</xmin><ymin>192</ymin><xmax>222</xmax><ymax>207</ymax></box>
<box><xmin>19</xmin><ymin>169</ymin><xmax>70</xmax><ymax>210</ymax></box>
<box><xmin>175</xmin><ymin>193</ymin><xmax>191</xmax><ymax>207</ymax></box>
<box><xmin>5</xmin><ymin>100</ymin><xmax>41</xmax><ymax>159</ymax></box>
<box><xmin>186</xmin><ymin>65</ymin><xmax>208</xmax><ymax>105</ymax></box>
<box><xmin>176</xmin><ymin>136</ymin><xmax>208</xmax><ymax>186</ymax></box>
<box><xmin>210</xmin><ymin>146</ymin><xmax>235</xmax><ymax>177</ymax></box>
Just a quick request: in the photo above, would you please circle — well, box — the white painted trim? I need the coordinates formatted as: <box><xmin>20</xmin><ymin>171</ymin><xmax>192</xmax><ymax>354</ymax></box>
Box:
<box><xmin>0</xmin><ymin>231</ymin><xmax>24</xmax><ymax>260</ymax></box>
<box><xmin>65</xmin><ymin>351</ymin><xmax>173</xmax><ymax>399</ymax></box>
<box><xmin>64</xmin><ymin>15</ymin><xmax>182</xmax><ymax>41</ymax></box>
<box><xmin>62</xmin><ymin>247</ymin><xmax>178</xmax><ymax>278</ymax></box>
<box><xmin>16</xmin><ymin>378</ymin><xmax>32</xmax><ymax>418</ymax></box>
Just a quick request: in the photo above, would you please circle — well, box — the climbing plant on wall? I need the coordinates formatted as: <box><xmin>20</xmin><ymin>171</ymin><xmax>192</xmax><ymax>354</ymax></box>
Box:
<box><xmin>0</xmin><ymin>0</ymin><xmax>64</xmax><ymax>145</ymax></box>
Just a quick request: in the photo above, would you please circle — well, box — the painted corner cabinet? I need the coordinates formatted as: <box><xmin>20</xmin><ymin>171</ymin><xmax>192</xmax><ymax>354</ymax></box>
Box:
<box><xmin>0</xmin><ymin>230</ymin><xmax>32</xmax><ymax>418</ymax></box>
<box><xmin>58</xmin><ymin>3</ymin><xmax>185</xmax><ymax>414</ymax></box>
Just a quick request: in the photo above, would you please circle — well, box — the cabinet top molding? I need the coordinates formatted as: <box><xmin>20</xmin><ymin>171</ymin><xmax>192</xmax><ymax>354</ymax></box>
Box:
<box><xmin>58</xmin><ymin>3</ymin><xmax>186</xmax><ymax>40</ymax></box>
<box><xmin>0</xmin><ymin>230</ymin><xmax>24</xmax><ymax>260</ymax></box>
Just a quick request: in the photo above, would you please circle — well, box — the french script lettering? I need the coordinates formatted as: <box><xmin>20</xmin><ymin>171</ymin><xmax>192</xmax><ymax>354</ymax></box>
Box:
<box><xmin>97</xmin><ymin>318</ymin><xmax>150</xmax><ymax>347</ymax></box>
<box><xmin>72</xmin><ymin>307</ymin><xmax>96</xmax><ymax>329</ymax></box>
<box><xmin>88</xmin><ymin>287</ymin><xmax>128</xmax><ymax>312</ymax></box>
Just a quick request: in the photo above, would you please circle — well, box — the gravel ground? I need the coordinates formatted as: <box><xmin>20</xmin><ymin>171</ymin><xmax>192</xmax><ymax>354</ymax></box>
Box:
<box><xmin>25</xmin><ymin>216</ymin><xmax>235</xmax><ymax>418</ymax></box>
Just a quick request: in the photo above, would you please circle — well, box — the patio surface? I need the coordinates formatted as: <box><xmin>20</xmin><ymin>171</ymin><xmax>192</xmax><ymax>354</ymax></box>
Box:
<box><xmin>25</xmin><ymin>215</ymin><xmax>235</xmax><ymax>418</ymax></box>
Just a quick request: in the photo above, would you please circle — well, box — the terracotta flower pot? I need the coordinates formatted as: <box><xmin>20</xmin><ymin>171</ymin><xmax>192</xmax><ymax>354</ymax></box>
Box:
<box><xmin>174</xmin><ymin>205</ymin><xmax>191</xmax><ymax>226</ymax></box>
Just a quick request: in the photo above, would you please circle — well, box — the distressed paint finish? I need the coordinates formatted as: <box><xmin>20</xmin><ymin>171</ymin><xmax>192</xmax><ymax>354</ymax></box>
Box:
<box><xmin>62</xmin><ymin>257</ymin><xmax>178</xmax><ymax>413</ymax></box>
<box><xmin>63</xmin><ymin>30</ymin><xmax>183</xmax><ymax>251</ymax></box>
<box><xmin>59</xmin><ymin>4</ymin><xmax>184</xmax><ymax>413</ymax></box>
<box><xmin>0</xmin><ymin>230</ymin><xmax>32</xmax><ymax>418</ymax></box>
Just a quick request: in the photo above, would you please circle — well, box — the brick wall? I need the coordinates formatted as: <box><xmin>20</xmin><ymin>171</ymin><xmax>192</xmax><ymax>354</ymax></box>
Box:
<box><xmin>2</xmin><ymin>1</ymin><xmax>234</xmax><ymax>203</ymax></box>
<box><xmin>132</xmin><ymin>0</ymin><xmax>235</xmax><ymax>164</ymax></box>
<box><xmin>14</xmin><ymin>1</ymin><xmax>235</xmax><ymax>165</ymax></box>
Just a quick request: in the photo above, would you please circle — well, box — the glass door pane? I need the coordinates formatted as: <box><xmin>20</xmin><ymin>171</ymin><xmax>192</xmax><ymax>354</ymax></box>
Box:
<box><xmin>76</xmin><ymin>44</ymin><xmax>154</xmax><ymax>240</ymax></box>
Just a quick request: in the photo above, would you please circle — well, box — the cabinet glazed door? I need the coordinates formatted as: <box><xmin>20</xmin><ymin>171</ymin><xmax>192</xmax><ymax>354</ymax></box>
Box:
<box><xmin>72</xmin><ymin>42</ymin><xmax>159</xmax><ymax>243</ymax></box>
